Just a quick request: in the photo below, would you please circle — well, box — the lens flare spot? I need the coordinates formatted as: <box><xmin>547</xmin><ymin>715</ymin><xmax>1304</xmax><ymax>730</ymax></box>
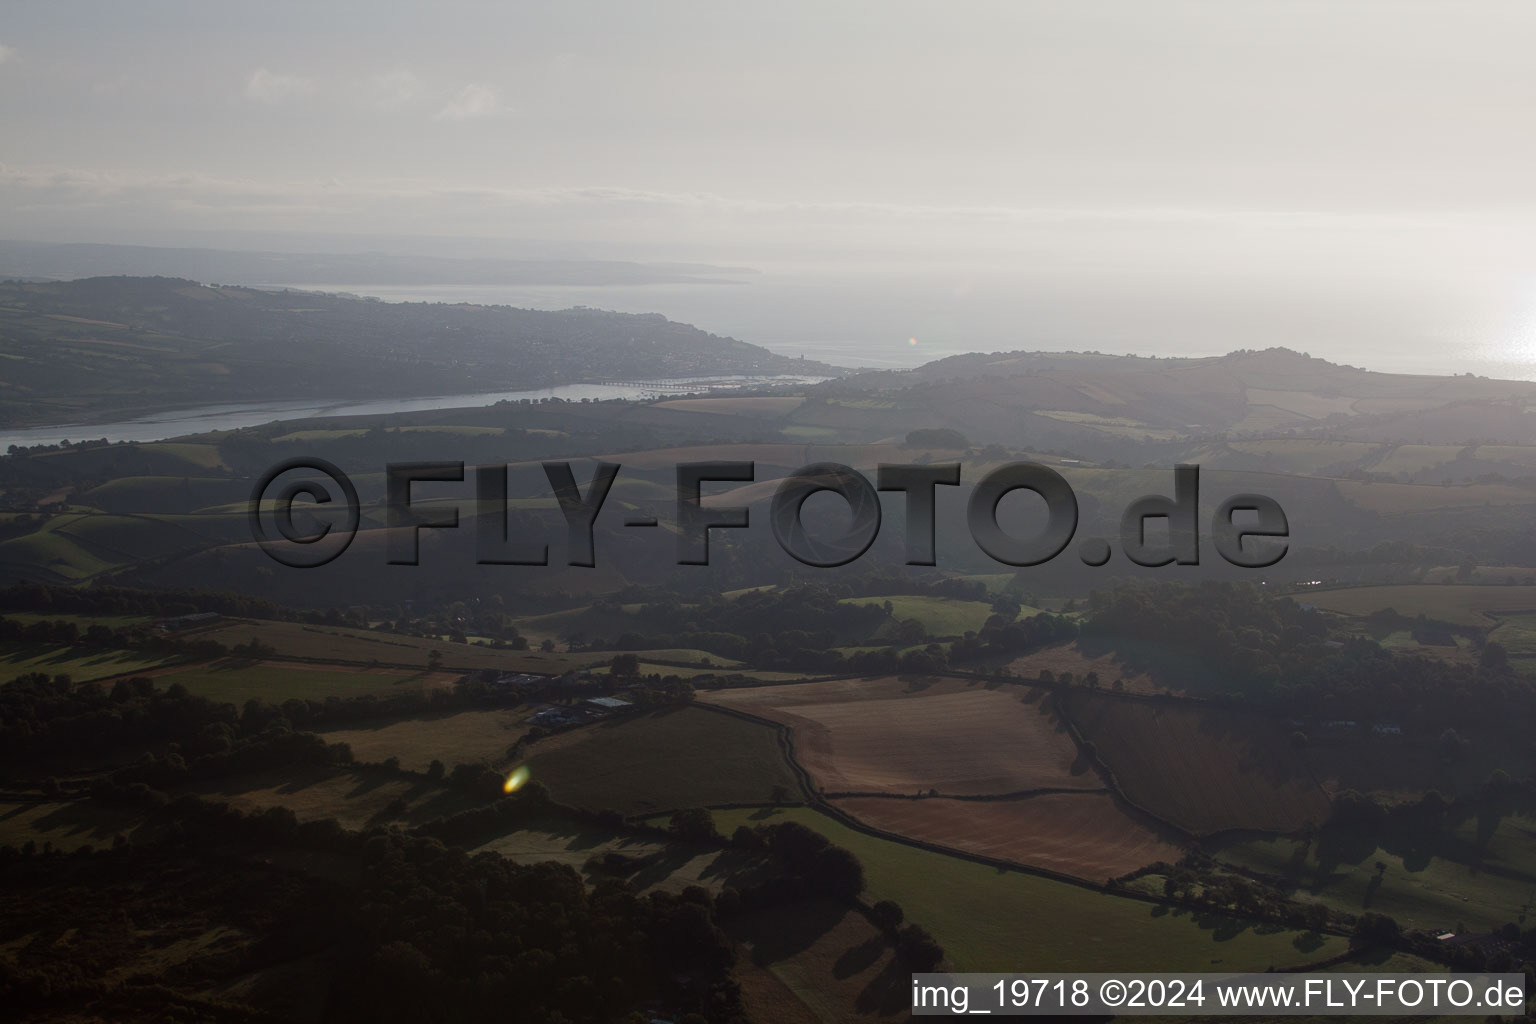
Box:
<box><xmin>908</xmin><ymin>337</ymin><xmax>918</xmax><ymax>346</ymax></box>
<box><xmin>503</xmin><ymin>765</ymin><xmax>530</xmax><ymax>794</ymax></box>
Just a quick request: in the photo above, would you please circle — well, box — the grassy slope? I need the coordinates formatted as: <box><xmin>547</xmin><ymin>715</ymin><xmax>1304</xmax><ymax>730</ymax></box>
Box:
<box><xmin>0</xmin><ymin>642</ymin><xmax>176</xmax><ymax>684</ymax></box>
<box><xmin>713</xmin><ymin>806</ymin><xmax>1346</xmax><ymax>972</ymax></box>
<box><xmin>1216</xmin><ymin>816</ymin><xmax>1536</xmax><ymax>934</ymax></box>
<box><xmin>158</xmin><ymin>660</ymin><xmax>436</xmax><ymax>704</ymax></box>
<box><xmin>527</xmin><ymin>706</ymin><xmax>802</xmax><ymax>816</ymax></box>
<box><xmin>317</xmin><ymin>708</ymin><xmax>535</xmax><ymax>772</ymax></box>
<box><xmin>839</xmin><ymin>595</ymin><xmax>1003</xmax><ymax>637</ymax></box>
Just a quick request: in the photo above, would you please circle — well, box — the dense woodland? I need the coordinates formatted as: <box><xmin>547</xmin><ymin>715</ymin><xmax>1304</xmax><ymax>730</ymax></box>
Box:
<box><xmin>0</xmin><ymin>671</ymin><xmax>921</xmax><ymax>1023</ymax></box>
<box><xmin>0</xmin><ymin>277</ymin><xmax>829</xmax><ymax>427</ymax></box>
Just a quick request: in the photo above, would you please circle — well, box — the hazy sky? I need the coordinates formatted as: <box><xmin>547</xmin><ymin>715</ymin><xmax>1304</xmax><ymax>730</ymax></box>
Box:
<box><xmin>4</xmin><ymin>2</ymin><xmax>1536</xmax><ymax>370</ymax></box>
<box><xmin>2</xmin><ymin>3</ymin><xmax>1532</xmax><ymax>243</ymax></box>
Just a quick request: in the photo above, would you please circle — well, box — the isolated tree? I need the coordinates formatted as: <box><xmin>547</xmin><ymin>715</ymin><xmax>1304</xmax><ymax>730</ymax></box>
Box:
<box><xmin>668</xmin><ymin>807</ymin><xmax>720</xmax><ymax>843</ymax></box>
<box><xmin>1352</xmin><ymin>912</ymin><xmax>1402</xmax><ymax>949</ymax></box>
<box><xmin>809</xmin><ymin>845</ymin><xmax>865</xmax><ymax>898</ymax></box>
<box><xmin>896</xmin><ymin>924</ymin><xmax>945</xmax><ymax>971</ymax></box>
<box><xmin>870</xmin><ymin>900</ymin><xmax>904</xmax><ymax>932</ymax></box>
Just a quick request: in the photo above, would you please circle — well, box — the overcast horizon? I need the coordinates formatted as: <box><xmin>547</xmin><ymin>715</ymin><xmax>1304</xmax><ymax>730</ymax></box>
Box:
<box><xmin>5</xmin><ymin>2</ymin><xmax>1536</xmax><ymax>376</ymax></box>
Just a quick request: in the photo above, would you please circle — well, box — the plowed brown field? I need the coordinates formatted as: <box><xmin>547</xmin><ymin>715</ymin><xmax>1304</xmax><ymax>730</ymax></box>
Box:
<box><xmin>833</xmin><ymin>792</ymin><xmax>1186</xmax><ymax>880</ymax></box>
<box><xmin>701</xmin><ymin>676</ymin><xmax>1098</xmax><ymax>796</ymax></box>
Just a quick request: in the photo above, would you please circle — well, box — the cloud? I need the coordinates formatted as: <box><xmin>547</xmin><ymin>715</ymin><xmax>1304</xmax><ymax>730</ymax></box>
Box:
<box><xmin>434</xmin><ymin>84</ymin><xmax>502</xmax><ymax>121</ymax></box>
<box><xmin>0</xmin><ymin>165</ymin><xmax>1488</xmax><ymax>235</ymax></box>
<box><xmin>0</xmin><ymin>43</ymin><xmax>15</xmax><ymax>65</ymax></box>
<box><xmin>368</xmin><ymin>69</ymin><xmax>423</xmax><ymax>109</ymax></box>
<box><xmin>244</xmin><ymin>68</ymin><xmax>314</xmax><ymax>103</ymax></box>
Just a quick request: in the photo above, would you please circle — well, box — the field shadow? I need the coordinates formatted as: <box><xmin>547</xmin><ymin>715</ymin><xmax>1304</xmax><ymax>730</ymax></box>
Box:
<box><xmin>544</xmin><ymin>818</ymin><xmax>626</xmax><ymax>853</ymax></box>
<box><xmin>343</xmin><ymin>773</ymin><xmax>392</xmax><ymax>799</ymax></box>
<box><xmin>397</xmin><ymin>784</ymin><xmax>480</xmax><ymax>826</ymax></box>
<box><xmin>1068</xmin><ymin>746</ymin><xmax>1096</xmax><ymax>779</ymax></box>
<box><xmin>729</xmin><ymin>898</ymin><xmax>846</xmax><ymax>966</ymax></box>
<box><xmin>697</xmin><ymin>848</ymin><xmax>778</xmax><ymax>890</ymax></box>
<box><xmin>190</xmin><ymin>763</ymin><xmax>334</xmax><ymax>799</ymax></box>
<box><xmin>853</xmin><ymin>957</ymin><xmax>911</xmax><ymax>1016</ymax></box>
<box><xmin>29</xmin><ymin>801</ymin><xmax>138</xmax><ymax>843</ymax></box>
<box><xmin>1293</xmin><ymin>930</ymin><xmax>1327</xmax><ymax>953</ymax></box>
<box><xmin>899</xmin><ymin>676</ymin><xmax>936</xmax><ymax>694</ymax></box>
<box><xmin>832</xmin><ymin>934</ymin><xmax>885</xmax><ymax>979</ymax></box>
<box><xmin>625</xmin><ymin>846</ymin><xmax>701</xmax><ymax>890</ymax></box>
<box><xmin>1154</xmin><ymin>903</ymin><xmax>1264</xmax><ymax>944</ymax></box>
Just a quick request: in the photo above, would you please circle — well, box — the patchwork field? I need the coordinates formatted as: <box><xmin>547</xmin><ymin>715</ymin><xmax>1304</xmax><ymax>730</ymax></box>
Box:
<box><xmin>1365</xmin><ymin>444</ymin><xmax>1464</xmax><ymax>477</ymax></box>
<box><xmin>1335</xmin><ymin>479</ymin><xmax>1536</xmax><ymax>514</ymax></box>
<box><xmin>653</xmin><ymin>396</ymin><xmax>805</xmax><ymax>417</ymax></box>
<box><xmin>839</xmin><ymin>594</ymin><xmax>1007</xmax><ymax>637</ymax></box>
<box><xmin>197</xmin><ymin>617</ymin><xmax>595</xmax><ymax>672</ymax></box>
<box><xmin>831</xmin><ymin>792</ymin><xmax>1186</xmax><ymax>881</ymax></box>
<box><xmin>1215</xmin><ymin>814</ymin><xmax>1536</xmax><ymax>933</ymax></box>
<box><xmin>526</xmin><ymin>705</ymin><xmax>803</xmax><ymax>815</ymax></box>
<box><xmin>153</xmin><ymin>659</ymin><xmax>452</xmax><ymax>704</ymax></box>
<box><xmin>1062</xmin><ymin>696</ymin><xmax>1332</xmax><ymax>835</ymax></box>
<box><xmin>1222</xmin><ymin>439</ymin><xmax>1381</xmax><ymax>475</ymax></box>
<box><xmin>1300</xmin><ymin>584</ymin><xmax>1536</xmax><ymax>626</ymax></box>
<box><xmin>714</xmin><ymin>806</ymin><xmax>1347</xmax><ymax>972</ymax></box>
<box><xmin>317</xmin><ymin>707</ymin><xmax>537</xmax><ymax>772</ymax></box>
<box><xmin>700</xmin><ymin>676</ymin><xmax>1097</xmax><ymax>796</ymax></box>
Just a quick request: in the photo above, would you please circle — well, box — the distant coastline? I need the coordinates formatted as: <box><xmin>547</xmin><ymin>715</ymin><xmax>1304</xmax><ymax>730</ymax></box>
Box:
<box><xmin>0</xmin><ymin>373</ymin><xmax>831</xmax><ymax>450</ymax></box>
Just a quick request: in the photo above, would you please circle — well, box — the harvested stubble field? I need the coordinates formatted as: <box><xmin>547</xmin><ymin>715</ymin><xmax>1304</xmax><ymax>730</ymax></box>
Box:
<box><xmin>1062</xmin><ymin>695</ymin><xmax>1332</xmax><ymax>835</ymax></box>
<box><xmin>699</xmin><ymin>676</ymin><xmax>1097</xmax><ymax>796</ymax></box>
<box><xmin>1004</xmin><ymin>641</ymin><xmax>1160</xmax><ymax>694</ymax></box>
<box><xmin>831</xmin><ymin>792</ymin><xmax>1187</xmax><ymax>881</ymax></box>
<box><xmin>727</xmin><ymin>898</ymin><xmax>906</xmax><ymax>1023</ymax></box>
<box><xmin>317</xmin><ymin>708</ymin><xmax>536</xmax><ymax>773</ymax></box>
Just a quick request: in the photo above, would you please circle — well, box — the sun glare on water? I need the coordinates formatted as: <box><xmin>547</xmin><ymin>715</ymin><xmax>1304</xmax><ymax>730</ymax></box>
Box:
<box><xmin>503</xmin><ymin>765</ymin><xmax>530</xmax><ymax>794</ymax></box>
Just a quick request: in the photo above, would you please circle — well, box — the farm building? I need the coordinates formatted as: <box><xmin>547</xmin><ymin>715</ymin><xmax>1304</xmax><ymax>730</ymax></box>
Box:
<box><xmin>587</xmin><ymin>696</ymin><xmax>633</xmax><ymax>711</ymax></box>
<box><xmin>492</xmin><ymin>673</ymin><xmax>547</xmax><ymax>693</ymax></box>
<box><xmin>531</xmin><ymin>708</ymin><xmax>579</xmax><ymax>726</ymax></box>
